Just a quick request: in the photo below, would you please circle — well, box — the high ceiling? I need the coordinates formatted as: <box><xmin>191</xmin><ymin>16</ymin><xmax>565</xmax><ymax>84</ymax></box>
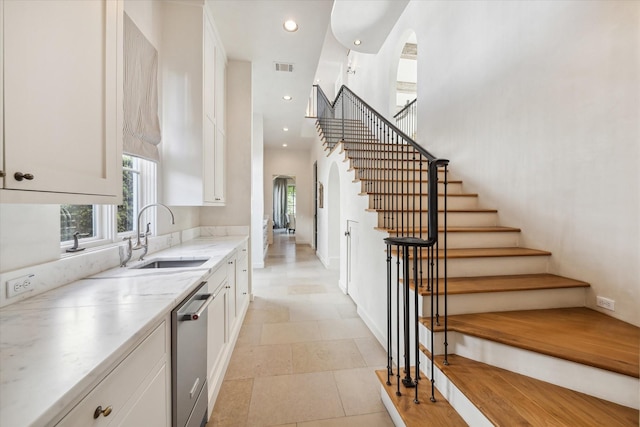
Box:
<box><xmin>209</xmin><ymin>0</ymin><xmax>405</xmax><ymax>150</ymax></box>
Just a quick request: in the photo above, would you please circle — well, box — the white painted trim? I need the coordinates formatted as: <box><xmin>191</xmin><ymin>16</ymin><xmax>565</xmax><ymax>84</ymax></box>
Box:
<box><xmin>380</xmin><ymin>385</ymin><xmax>406</xmax><ymax>427</ymax></box>
<box><xmin>358</xmin><ymin>305</ymin><xmax>386</xmax><ymax>349</ymax></box>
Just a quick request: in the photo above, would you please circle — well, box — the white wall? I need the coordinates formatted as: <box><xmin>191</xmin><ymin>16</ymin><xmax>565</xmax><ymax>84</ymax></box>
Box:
<box><xmin>263</xmin><ymin>147</ymin><xmax>313</xmax><ymax>245</ymax></box>
<box><xmin>251</xmin><ymin>113</ymin><xmax>265</xmax><ymax>268</ymax></box>
<box><xmin>346</xmin><ymin>1</ymin><xmax>639</xmax><ymax>325</ymax></box>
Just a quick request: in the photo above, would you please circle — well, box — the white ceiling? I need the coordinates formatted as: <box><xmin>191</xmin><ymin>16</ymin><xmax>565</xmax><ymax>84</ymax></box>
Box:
<box><xmin>208</xmin><ymin>0</ymin><xmax>404</xmax><ymax>150</ymax></box>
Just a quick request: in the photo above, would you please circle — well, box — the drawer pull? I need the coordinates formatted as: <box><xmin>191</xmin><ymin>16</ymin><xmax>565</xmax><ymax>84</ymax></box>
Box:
<box><xmin>14</xmin><ymin>172</ymin><xmax>34</xmax><ymax>181</ymax></box>
<box><xmin>93</xmin><ymin>405</ymin><xmax>112</xmax><ymax>419</ymax></box>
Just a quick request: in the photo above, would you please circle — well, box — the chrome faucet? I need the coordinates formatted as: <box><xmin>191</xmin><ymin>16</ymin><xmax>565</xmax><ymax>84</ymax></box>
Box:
<box><xmin>120</xmin><ymin>203</ymin><xmax>176</xmax><ymax>266</ymax></box>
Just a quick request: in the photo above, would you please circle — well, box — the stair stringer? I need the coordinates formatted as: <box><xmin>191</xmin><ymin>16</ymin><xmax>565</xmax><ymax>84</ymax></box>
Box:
<box><xmin>418</xmin><ymin>325</ymin><xmax>639</xmax><ymax>409</ymax></box>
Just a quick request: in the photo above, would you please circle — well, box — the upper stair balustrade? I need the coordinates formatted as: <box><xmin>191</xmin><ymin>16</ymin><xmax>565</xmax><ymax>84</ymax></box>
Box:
<box><xmin>312</xmin><ymin>84</ymin><xmax>450</xmax><ymax>404</ymax></box>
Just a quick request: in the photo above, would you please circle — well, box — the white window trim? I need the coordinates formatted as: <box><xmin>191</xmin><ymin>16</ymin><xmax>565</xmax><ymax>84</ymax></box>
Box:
<box><xmin>60</xmin><ymin>157</ymin><xmax>158</xmax><ymax>254</ymax></box>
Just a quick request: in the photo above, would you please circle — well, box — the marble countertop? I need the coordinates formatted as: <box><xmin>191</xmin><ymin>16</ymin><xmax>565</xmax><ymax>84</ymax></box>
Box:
<box><xmin>0</xmin><ymin>235</ymin><xmax>247</xmax><ymax>427</ymax></box>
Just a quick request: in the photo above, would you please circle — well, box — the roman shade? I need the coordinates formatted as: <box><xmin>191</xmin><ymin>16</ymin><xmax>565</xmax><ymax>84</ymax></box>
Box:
<box><xmin>123</xmin><ymin>13</ymin><xmax>161</xmax><ymax>162</ymax></box>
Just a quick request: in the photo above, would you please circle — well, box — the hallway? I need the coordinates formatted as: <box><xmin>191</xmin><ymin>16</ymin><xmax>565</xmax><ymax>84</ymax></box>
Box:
<box><xmin>208</xmin><ymin>230</ymin><xmax>393</xmax><ymax>426</ymax></box>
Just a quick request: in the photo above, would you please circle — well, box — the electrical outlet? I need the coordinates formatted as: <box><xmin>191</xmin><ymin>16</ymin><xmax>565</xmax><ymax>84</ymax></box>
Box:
<box><xmin>596</xmin><ymin>296</ymin><xmax>615</xmax><ymax>311</ymax></box>
<box><xmin>6</xmin><ymin>274</ymin><xmax>35</xmax><ymax>298</ymax></box>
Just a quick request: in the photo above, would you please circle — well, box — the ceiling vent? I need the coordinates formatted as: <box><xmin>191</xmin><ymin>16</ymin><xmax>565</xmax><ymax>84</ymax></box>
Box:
<box><xmin>275</xmin><ymin>62</ymin><xmax>294</xmax><ymax>72</ymax></box>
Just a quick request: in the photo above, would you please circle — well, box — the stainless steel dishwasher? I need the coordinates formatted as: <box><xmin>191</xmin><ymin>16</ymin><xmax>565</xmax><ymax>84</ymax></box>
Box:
<box><xmin>172</xmin><ymin>281</ymin><xmax>213</xmax><ymax>427</ymax></box>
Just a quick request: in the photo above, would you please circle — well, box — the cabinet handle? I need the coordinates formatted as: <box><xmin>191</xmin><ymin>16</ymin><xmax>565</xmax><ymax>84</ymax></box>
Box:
<box><xmin>93</xmin><ymin>405</ymin><xmax>113</xmax><ymax>419</ymax></box>
<box><xmin>225</xmin><ymin>285</ymin><xmax>231</xmax><ymax>289</ymax></box>
<box><xmin>228</xmin><ymin>261</ymin><xmax>233</xmax><ymax>265</ymax></box>
<box><xmin>0</xmin><ymin>171</ymin><xmax>5</xmax><ymax>178</ymax></box>
<box><xmin>242</xmin><ymin>269</ymin><xmax>247</xmax><ymax>272</ymax></box>
<box><xmin>14</xmin><ymin>172</ymin><xmax>35</xmax><ymax>181</ymax></box>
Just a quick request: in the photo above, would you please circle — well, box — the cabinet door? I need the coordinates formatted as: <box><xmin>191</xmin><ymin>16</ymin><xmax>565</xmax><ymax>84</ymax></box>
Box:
<box><xmin>237</xmin><ymin>253</ymin><xmax>249</xmax><ymax>306</ymax></box>
<box><xmin>115</xmin><ymin>364</ymin><xmax>169</xmax><ymax>427</ymax></box>
<box><xmin>207</xmin><ymin>285</ymin><xmax>228</xmax><ymax>383</ymax></box>
<box><xmin>213</xmin><ymin>128</ymin><xmax>226</xmax><ymax>204</ymax></box>
<box><xmin>0</xmin><ymin>1</ymin><xmax>4</xmax><ymax>189</ymax></box>
<box><xmin>203</xmin><ymin>117</ymin><xmax>216</xmax><ymax>203</ymax></box>
<box><xmin>214</xmin><ymin>45</ymin><xmax>225</xmax><ymax>131</ymax></box>
<box><xmin>227</xmin><ymin>257</ymin><xmax>237</xmax><ymax>322</ymax></box>
<box><xmin>3</xmin><ymin>0</ymin><xmax>122</xmax><ymax>199</ymax></box>
<box><xmin>203</xmin><ymin>15</ymin><xmax>215</xmax><ymax>123</ymax></box>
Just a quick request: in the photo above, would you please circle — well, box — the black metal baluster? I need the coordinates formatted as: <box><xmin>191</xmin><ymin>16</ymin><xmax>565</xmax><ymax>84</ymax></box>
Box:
<box><xmin>386</xmin><ymin>243</ymin><xmax>393</xmax><ymax>385</ymax></box>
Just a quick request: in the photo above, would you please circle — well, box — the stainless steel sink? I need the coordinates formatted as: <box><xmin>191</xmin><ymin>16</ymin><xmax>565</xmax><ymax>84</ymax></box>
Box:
<box><xmin>134</xmin><ymin>258</ymin><xmax>209</xmax><ymax>269</ymax></box>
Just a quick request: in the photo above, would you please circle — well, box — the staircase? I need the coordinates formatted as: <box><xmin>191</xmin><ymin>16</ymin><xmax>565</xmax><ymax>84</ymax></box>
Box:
<box><xmin>313</xmin><ymin>88</ymin><xmax>639</xmax><ymax>426</ymax></box>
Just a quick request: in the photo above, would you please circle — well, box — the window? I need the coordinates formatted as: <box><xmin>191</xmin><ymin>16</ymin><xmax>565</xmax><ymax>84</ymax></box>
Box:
<box><xmin>286</xmin><ymin>184</ymin><xmax>296</xmax><ymax>215</ymax></box>
<box><xmin>60</xmin><ymin>155</ymin><xmax>156</xmax><ymax>250</ymax></box>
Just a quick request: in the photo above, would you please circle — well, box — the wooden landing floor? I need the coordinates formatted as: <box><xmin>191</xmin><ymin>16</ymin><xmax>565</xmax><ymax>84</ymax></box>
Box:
<box><xmin>437</xmin><ymin>307</ymin><xmax>639</xmax><ymax>377</ymax></box>
<box><xmin>434</xmin><ymin>354</ymin><xmax>639</xmax><ymax>427</ymax></box>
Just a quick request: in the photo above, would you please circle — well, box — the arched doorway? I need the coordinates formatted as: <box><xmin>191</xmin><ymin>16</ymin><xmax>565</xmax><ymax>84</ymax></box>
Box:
<box><xmin>394</xmin><ymin>31</ymin><xmax>417</xmax><ymax>139</ymax></box>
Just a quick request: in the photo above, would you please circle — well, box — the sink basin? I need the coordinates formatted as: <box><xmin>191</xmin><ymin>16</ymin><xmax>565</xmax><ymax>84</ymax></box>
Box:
<box><xmin>135</xmin><ymin>258</ymin><xmax>209</xmax><ymax>269</ymax></box>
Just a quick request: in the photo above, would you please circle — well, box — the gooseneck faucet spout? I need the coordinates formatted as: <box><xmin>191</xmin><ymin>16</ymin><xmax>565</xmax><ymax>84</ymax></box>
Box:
<box><xmin>132</xmin><ymin>203</ymin><xmax>176</xmax><ymax>261</ymax></box>
<box><xmin>133</xmin><ymin>203</ymin><xmax>175</xmax><ymax>248</ymax></box>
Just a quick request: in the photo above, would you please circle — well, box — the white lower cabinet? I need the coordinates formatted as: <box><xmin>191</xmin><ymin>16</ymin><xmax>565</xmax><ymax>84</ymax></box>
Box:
<box><xmin>205</xmin><ymin>242</ymin><xmax>251</xmax><ymax>414</ymax></box>
<box><xmin>56</xmin><ymin>321</ymin><xmax>169</xmax><ymax>427</ymax></box>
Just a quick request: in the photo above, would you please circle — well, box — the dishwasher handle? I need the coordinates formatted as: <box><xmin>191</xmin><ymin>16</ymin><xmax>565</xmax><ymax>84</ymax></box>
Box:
<box><xmin>183</xmin><ymin>284</ymin><xmax>215</xmax><ymax>321</ymax></box>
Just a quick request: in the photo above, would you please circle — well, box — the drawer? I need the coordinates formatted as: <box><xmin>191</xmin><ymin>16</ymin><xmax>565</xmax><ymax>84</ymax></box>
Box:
<box><xmin>56</xmin><ymin>322</ymin><xmax>166</xmax><ymax>427</ymax></box>
<box><xmin>237</xmin><ymin>241</ymin><xmax>248</xmax><ymax>255</ymax></box>
<box><xmin>208</xmin><ymin>264</ymin><xmax>227</xmax><ymax>293</ymax></box>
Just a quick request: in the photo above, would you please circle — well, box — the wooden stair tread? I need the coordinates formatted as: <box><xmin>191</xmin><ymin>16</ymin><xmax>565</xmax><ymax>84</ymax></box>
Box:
<box><xmin>395</xmin><ymin>247</ymin><xmax>551</xmax><ymax>259</ymax></box>
<box><xmin>376</xmin><ymin>226</ymin><xmax>520</xmax><ymax>233</ymax></box>
<box><xmin>433</xmin><ymin>354</ymin><xmax>639</xmax><ymax>427</ymax></box>
<box><xmin>410</xmin><ymin>273</ymin><xmax>589</xmax><ymax>295</ymax></box>
<box><xmin>375</xmin><ymin>369</ymin><xmax>468</xmax><ymax>426</ymax></box>
<box><xmin>425</xmin><ymin>307</ymin><xmax>639</xmax><ymax>377</ymax></box>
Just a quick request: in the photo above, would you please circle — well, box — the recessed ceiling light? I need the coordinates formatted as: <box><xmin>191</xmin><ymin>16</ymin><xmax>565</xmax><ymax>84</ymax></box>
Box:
<box><xmin>282</xmin><ymin>95</ymin><xmax>292</xmax><ymax>101</ymax></box>
<box><xmin>283</xmin><ymin>127</ymin><xmax>289</xmax><ymax>132</ymax></box>
<box><xmin>354</xmin><ymin>39</ymin><xmax>362</xmax><ymax>46</ymax></box>
<box><xmin>282</xmin><ymin>144</ymin><xmax>288</xmax><ymax>147</ymax></box>
<box><xmin>283</xmin><ymin>20</ymin><xmax>298</xmax><ymax>32</ymax></box>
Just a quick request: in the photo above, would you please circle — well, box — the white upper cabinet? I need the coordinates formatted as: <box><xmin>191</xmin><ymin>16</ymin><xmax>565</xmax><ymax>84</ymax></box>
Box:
<box><xmin>0</xmin><ymin>0</ymin><xmax>123</xmax><ymax>204</ymax></box>
<box><xmin>161</xmin><ymin>2</ymin><xmax>226</xmax><ymax>206</ymax></box>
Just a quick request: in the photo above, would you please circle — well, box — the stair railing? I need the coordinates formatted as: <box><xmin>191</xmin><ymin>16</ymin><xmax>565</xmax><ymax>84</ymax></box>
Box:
<box><xmin>393</xmin><ymin>98</ymin><xmax>417</xmax><ymax>140</ymax></box>
<box><xmin>313</xmin><ymin>84</ymin><xmax>449</xmax><ymax>404</ymax></box>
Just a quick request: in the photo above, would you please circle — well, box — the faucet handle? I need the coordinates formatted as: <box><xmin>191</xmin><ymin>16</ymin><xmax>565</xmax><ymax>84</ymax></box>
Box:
<box><xmin>145</xmin><ymin>222</ymin><xmax>151</xmax><ymax>235</ymax></box>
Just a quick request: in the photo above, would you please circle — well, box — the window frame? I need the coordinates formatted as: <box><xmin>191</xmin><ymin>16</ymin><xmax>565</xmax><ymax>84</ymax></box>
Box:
<box><xmin>60</xmin><ymin>156</ymin><xmax>157</xmax><ymax>253</ymax></box>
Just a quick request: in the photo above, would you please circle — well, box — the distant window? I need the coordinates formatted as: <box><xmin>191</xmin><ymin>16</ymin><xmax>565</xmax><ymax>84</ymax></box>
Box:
<box><xmin>286</xmin><ymin>185</ymin><xmax>296</xmax><ymax>215</ymax></box>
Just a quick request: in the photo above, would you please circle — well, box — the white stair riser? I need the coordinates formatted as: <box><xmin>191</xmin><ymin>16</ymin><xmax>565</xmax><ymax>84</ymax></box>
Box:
<box><xmin>359</xmin><ymin>181</ymin><xmax>464</xmax><ymax>194</ymax></box>
<box><xmin>405</xmin><ymin>255</ymin><xmax>550</xmax><ymax>278</ymax></box>
<box><xmin>366</xmin><ymin>195</ymin><xmax>478</xmax><ymax>210</ymax></box>
<box><xmin>345</xmin><ymin>152</ymin><xmax>422</xmax><ymax>159</ymax></box>
<box><xmin>445</xmin><ymin>256</ymin><xmax>549</xmax><ymax>277</ymax></box>
<box><xmin>416</xmin><ymin>287</ymin><xmax>587</xmax><ymax>316</ymax></box>
<box><xmin>418</xmin><ymin>326</ymin><xmax>639</xmax><ymax>409</ymax></box>
<box><xmin>355</xmin><ymin>169</ymin><xmax>445</xmax><ymax>181</ymax></box>
<box><xmin>388</xmin><ymin>231</ymin><xmax>520</xmax><ymax>248</ymax></box>
<box><xmin>380</xmin><ymin>386</ymin><xmax>409</xmax><ymax>427</ymax></box>
<box><xmin>378</xmin><ymin>211</ymin><xmax>498</xmax><ymax>228</ymax></box>
<box><xmin>418</xmin><ymin>353</ymin><xmax>495</xmax><ymax>427</ymax></box>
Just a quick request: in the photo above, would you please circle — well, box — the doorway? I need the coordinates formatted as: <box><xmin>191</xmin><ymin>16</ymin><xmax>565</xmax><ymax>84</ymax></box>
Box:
<box><xmin>273</xmin><ymin>175</ymin><xmax>296</xmax><ymax>233</ymax></box>
<box><xmin>345</xmin><ymin>219</ymin><xmax>359</xmax><ymax>301</ymax></box>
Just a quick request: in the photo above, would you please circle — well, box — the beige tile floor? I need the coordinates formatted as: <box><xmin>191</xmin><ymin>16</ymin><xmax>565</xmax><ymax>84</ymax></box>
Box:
<box><xmin>207</xmin><ymin>230</ymin><xmax>393</xmax><ymax>427</ymax></box>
